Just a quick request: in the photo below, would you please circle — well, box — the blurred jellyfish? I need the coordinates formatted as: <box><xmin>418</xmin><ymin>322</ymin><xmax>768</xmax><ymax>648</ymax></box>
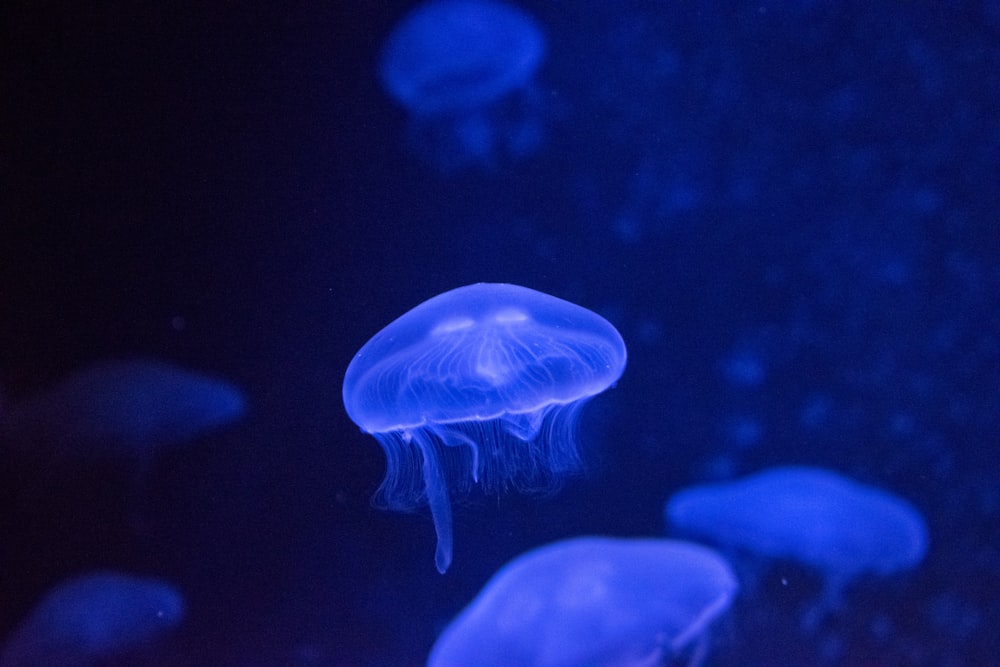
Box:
<box><xmin>427</xmin><ymin>537</ymin><xmax>738</xmax><ymax>667</ymax></box>
<box><xmin>665</xmin><ymin>466</ymin><xmax>929</xmax><ymax>626</ymax></box>
<box><xmin>0</xmin><ymin>358</ymin><xmax>247</xmax><ymax>531</ymax></box>
<box><xmin>378</xmin><ymin>0</ymin><xmax>548</xmax><ymax>172</ymax></box>
<box><xmin>0</xmin><ymin>357</ymin><xmax>247</xmax><ymax>460</ymax></box>
<box><xmin>0</xmin><ymin>571</ymin><xmax>185</xmax><ymax>667</ymax></box>
<box><xmin>612</xmin><ymin>157</ymin><xmax>704</xmax><ymax>244</ymax></box>
<box><xmin>719</xmin><ymin>350</ymin><xmax>766</xmax><ymax>387</ymax></box>
<box><xmin>343</xmin><ymin>283</ymin><xmax>626</xmax><ymax>573</ymax></box>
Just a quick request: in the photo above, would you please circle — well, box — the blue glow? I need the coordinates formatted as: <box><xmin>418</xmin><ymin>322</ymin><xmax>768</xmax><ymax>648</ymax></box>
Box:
<box><xmin>343</xmin><ymin>283</ymin><xmax>627</xmax><ymax>573</ymax></box>
<box><xmin>0</xmin><ymin>358</ymin><xmax>247</xmax><ymax>459</ymax></box>
<box><xmin>0</xmin><ymin>571</ymin><xmax>184</xmax><ymax>666</ymax></box>
<box><xmin>665</xmin><ymin>466</ymin><xmax>929</xmax><ymax>583</ymax></box>
<box><xmin>378</xmin><ymin>0</ymin><xmax>547</xmax><ymax>172</ymax></box>
<box><xmin>427</xmin><ymin>537</ymin><xmax>737</xmax><ymax>666</ymax></box>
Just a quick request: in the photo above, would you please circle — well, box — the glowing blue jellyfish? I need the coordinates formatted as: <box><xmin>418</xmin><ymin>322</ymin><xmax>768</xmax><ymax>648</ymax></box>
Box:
<box><xmin>343</xmin><ymin>284</ymin><xmax>627</xmax><ymax>573</ymax></box>
<box><xmin>378</xmin><ymin>0</ymin><xmax>547</xmax><ymax>172</ymax></box>
<box><xmin>665</xmin><ymin>466</ymin><xmax>929</xmax><ymax>626</ymax></box>
<box><xmin>427</xmin><ymin>537</ymin><xmax>738</xmax><ymax>667</ymax></box>
<box><xmin>0</xmin><ymin>571</ymin><xmax>184</xmax><ymax>667</ymax></box>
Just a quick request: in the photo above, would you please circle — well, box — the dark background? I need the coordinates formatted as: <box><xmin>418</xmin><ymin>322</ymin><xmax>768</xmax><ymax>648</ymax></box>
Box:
<box><xmin>2</xmin><ymin>1</ymin><xmax>998</xmax><ymax>665</ymax></box>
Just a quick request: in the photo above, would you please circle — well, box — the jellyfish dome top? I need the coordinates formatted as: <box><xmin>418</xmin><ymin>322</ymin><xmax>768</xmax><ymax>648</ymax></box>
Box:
<box><xmin>377</xmin><ymin>0</ymin><xmax>548</xmax><ymax>171</ymax></box>
<box><xmin>379</xmin><ymin>0</ymin><xmax>545</xmax><ymax>115</ymax></box>
<box><xmin>343</xmin><ymin>283</ymin><xmax>627</xmax><ymax>573</ymax></box>
<box><xmin>665</xmin><ymin>465</ymin><xmax>929</xmax><ymax>627</ymax></box>
<box><xmin>427</xmin><ymin>537</ymin><xmax>738</xmax><ymax>667</ymax></box>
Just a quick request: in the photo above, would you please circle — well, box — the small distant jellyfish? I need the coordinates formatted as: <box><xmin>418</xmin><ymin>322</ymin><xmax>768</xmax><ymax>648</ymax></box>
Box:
<box><xmin>665</xmin><ymin>466</ymin><xmax>929</xmax><ymax>626</ymax></box>
<box><xmin>427</xmin><ymin>537</ymin><xmax>738</xmax><ymax>667</ymax></box>
<box><xmin>0</xmin><ymin>571</ymin><xmax>185</xmax><ymax>667</ymax></box>
<box><xmin>343</xmin><ymin>283</ymin><xmax>627</xmax><ymax>573</ymax></box>
<box><xmin>0</xmin><ymin>357</ymin><xmax>247</xmax><ymax>460</ymax></box>
<box><xmin>378</xmin><ymin>0</ymin><xmax>548</xmax><ymax>172</ymax></box>
<box><xmin>0</xmin><ymin>358</ymin><xmax>248</xmax><ymax>532</ymax></box>
<box><xmin>720</xmin><ymin>414</ymin><xmax>762</xmax><ymax>450</ymax></box>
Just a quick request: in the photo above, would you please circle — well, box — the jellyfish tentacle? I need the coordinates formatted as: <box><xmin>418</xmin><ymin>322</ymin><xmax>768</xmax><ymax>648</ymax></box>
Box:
<box><xmin>685</xmin><ymin>632</ymin><xmax>709</xmax><ymax>667</ymax></box>
<box><xmin>500</xmin><ymin>410</ymin><xmax>543</xmax><ymax>440</ymax></box>
<box><xmin>801</xmin><ymin>574</ymin><xmax>848</xmax><ymax>633</ymax></box>
<box><xmin>440</xmin><ymin>427</ymin><xmax>480</xmax><ymax>483</ymax></box>
<box><xmin>414</xmin><ymin>430</ymin><xmax>453</xmax><ymax>573</ymax></box>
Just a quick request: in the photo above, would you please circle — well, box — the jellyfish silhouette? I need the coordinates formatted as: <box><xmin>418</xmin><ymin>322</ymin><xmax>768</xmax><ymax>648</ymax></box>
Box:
<box><xmin>343</xmin><ymin>283</ymin><xmax>627</xmax><ymax>573</ymax></box>
<box><xmin>0</xmin><ymin>570</ymin><xmax>185</xmax><ymax>667</ymax></box>
<box><xmin>0</xmin><ymin>357</ymin><xmax>247</xmax><ymax>460</ymax></box>
<box><xmin>665</xmin><ymin>465</ymin><xmax>929</xmax><ymax>627</ymax></box>
<box><xmin>427</xmin><ymin>537</ymin><xmax>738</xmax><ymax>667</ymax></box>
<box><xmin>378</xmin><ymin>0</ymin><xmax>548</xmax><ymax>172</ymax></box>
<box><xmin>0</xmin><ymin>358</ymin><xmax>247</xmax><ymax>532</ymax></box>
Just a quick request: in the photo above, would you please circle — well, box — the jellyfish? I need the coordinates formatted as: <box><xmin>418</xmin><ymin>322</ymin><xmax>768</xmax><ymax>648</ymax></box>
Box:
<box><xmin>343</xmin><ymin>283</ymin><xmax>627</xmax><ymax>573</ymax></box>
<box><xmin>427</xmin><ymin>537</ymin><xmax>738</xmax><ymax>667</ymax></box>
<box><xmin>378</xmin><ymin>0</ymin><xmax>548</xmax><ymax>172</ymax></box>
<box><xmin>0</xmin><ymin>357</ymin><xmax>247</xmax><ymax>460</ymax></box>
<box><xmin>0</xmin><ymin>571</ymin><xmax>185</xmax><ymax>667</ymax></box>
<box><xmin>0</xmin><ymin>357</ymin><xmax>247</xmax><ymax>531</ymax></box>
<box><xmin>664</xmin><ymin>465</ymin><xmax>929</xmax><ymax>625</ymax></box>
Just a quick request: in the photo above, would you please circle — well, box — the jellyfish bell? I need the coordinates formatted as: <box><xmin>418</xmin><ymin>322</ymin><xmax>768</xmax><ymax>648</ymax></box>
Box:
<box><xmin>0</xmin><ymin>358</ymin><xmax>247</xmax><ymax>461</ymax></box>
<box><xmin>665</xmin><ymin>466</ymin><xmax>929</xmax><ymax>628</ymax></box>
<box><xmin>666</xmin><ymin>466</ymin><xmax>929</xmax><ymax>580</ymax></box>
<box><xmin>0</xmin><ymin>358</ymin><xmax>248</xmax><ymax>534</ymax></box>
<box><xmin>379</xmin><ymin>0</ymin><xmax>545</xmax><ymax>115</ymax></box>
<box><xmin>427</xmin><ymin>537</ymin><xmax>738</xmax><ymax>667</ymax></box>
<box><xmin>345</xmin><ymin>285</ymin><xmax>625</xmax><ymax>434</ymax></box>
<box><xmin>343</xmin><ymin>283</ymin><xmax>627</xmax><ymax>573</ymax></box>
<box><xmin>378</xmin><ymin>0</ymin><xmax>548</xmax><ymax>172</ymax></box>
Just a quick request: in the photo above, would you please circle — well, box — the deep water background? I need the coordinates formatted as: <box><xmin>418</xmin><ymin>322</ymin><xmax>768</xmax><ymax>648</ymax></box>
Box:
<box><xmin>1</xmin><ymin>1</ymin><xmax>998</xmax><ymax>665</ymax></box>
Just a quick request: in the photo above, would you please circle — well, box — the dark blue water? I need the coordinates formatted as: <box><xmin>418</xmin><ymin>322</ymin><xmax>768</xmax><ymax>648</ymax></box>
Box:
<box><xmin>2</xmin><ymin>1</ymin><xmax>998</xmax><ymax>665</ymax></box>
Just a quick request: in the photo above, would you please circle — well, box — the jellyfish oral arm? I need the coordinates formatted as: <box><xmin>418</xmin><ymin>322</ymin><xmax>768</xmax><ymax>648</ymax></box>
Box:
<box><xmin>410</xmin><ymin>430</ymin><xmax>454</xmax><ymax>574</ymax></box>
<box><xmin>441</xmin><ymin>427</ymin><xmax>480</xmax><ymax>483</ymax></box>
